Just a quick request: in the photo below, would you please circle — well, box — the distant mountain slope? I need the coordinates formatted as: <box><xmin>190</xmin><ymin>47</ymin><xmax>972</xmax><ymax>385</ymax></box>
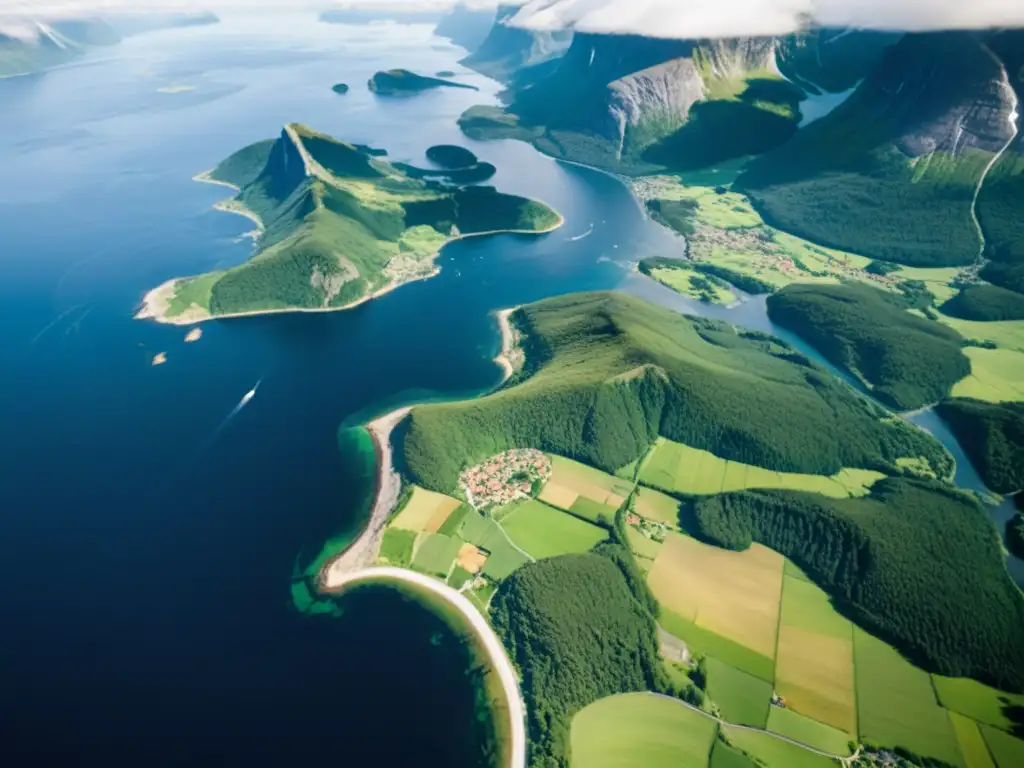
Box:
<box><xmin>138</xmin><ymin>126</ymin><xmax>560</xmax><ymax>323</ymax></box>
<box><xmin>319</xmin><ymin>8</ymin><xmax>442</xmax><ymax>25</ymax></box>
<box><xmin>402</xmin><ymin>291</ymin><xmax>951</xmax><ymax>493</ymax></box>
<box><xmin>976</xmin><ymin>29</ymin><xmax>1024</xmax><ymax>294</ymax></box>
<box><xmin>775</xmin><ymin>28</ymin><xmax>901</xmax><ymax>94</ymax></box>
<box><xmin>737</xmin><ymin>32</ymin><xmax>1018</xmax><ymax>268</ymax></box>
<box><xmin>458</xmin><ymin>3</ymin><xmax>571</xmax><ymax>83</ymax></box>
<box><xmin>433</xmin><ymin>3</ymin><xmax>496</xmax><ymax>53</ymax></box>
<box><xmin>0</xmin><ymin>13</ymin><xmax>218</xmax><ymax>78</ymax></box>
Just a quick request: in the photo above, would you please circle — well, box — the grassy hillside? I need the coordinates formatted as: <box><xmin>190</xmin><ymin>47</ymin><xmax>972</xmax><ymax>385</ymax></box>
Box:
<box><xmin>146</xmin><ymin>124</ymin><xmax>559</xmax><ymax>321</ymax></box>
<box><xmin>737</xmin><ymin>33</ymin><xmax>1012</xmax><ymax>267</ymax></box>
<box><xmin>935</xmin><ymin>398</ymin><xmax>1024</xmax><ymax>494</ymax></box>
<box><xmin>941</xmin><ymin>285</ymin><xmax>1024</xmax><ymax>322</ymax></box>
<box><xmin>766</xmin><ymin>283</ymin><xmax>970</xmax><ymax>410</ymax></box>
<box><xmin>691</xmin><ymin>478</ymin><xmax>1024</xmax><ymax>691</ymax></box>
<box><xmin>491</xmin><ymin>552</ymin><xmax>665</xmax><ymax>767</ymax></box>
<box><xmin>401</xmin><ymin>292</ymin><xmax>951</xmax><ymax>493</ymax></box>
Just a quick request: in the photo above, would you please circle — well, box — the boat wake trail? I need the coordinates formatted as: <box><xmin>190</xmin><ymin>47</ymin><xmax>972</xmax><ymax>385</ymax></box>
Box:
<box><xmin>567</xmin><ymin>223</ymin><xmax>594</xmax><ymax>242</ymax></box>
<box><xmin>193</xmin><ymin>378</ymin><xmax>263</xmax><ymax>457</ymax></box>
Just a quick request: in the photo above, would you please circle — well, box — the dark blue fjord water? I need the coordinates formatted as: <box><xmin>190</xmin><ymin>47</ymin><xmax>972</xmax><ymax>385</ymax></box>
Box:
<box><xmin>0</xmin><ymin>14</ymin><xmax>680</xmax><ymax>764</ymax></box>
<box><xmin>0</xmin><ymin>12</ymin><xmax>1018</xmax><ymax>765</ymax></box>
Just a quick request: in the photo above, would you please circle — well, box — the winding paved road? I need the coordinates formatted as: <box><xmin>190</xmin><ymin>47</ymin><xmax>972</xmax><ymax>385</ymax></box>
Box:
<box><xmin>322</xmin><ymin>566</ymin><xmax>526</xmax><ymax>768</ymax></box>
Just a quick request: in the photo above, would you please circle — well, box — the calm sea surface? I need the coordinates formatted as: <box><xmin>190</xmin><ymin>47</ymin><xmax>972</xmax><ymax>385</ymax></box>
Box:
<box><xmin>0</xmin><ymin>12</ymin><xmax>1017</xmax><ymax>764</ymax></box>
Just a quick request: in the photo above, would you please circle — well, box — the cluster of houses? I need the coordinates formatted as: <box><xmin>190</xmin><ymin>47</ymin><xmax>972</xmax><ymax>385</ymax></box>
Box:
<box><xmin>459</xmin><ymin>449</ymin><xmax>551</xmax><ymax>510</ymax></box>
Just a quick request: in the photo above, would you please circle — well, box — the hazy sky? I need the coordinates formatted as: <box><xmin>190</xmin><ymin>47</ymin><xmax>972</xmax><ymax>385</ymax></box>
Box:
<box><xmin>2</xmin><ymin>0</ymin><xmax>1023</xmax><ymax>36</ymax></box>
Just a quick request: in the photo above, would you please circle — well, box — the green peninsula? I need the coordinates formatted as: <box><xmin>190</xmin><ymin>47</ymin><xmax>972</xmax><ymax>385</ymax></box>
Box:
<box><xmin>368</xmin><ymin>69</ymin><xmax>478</xmax><ymax>96</ymax></box>
<box><xmin>138</xmin><ymin>124</ymin><xmax>560</xmax><ymax>323</ymax></box>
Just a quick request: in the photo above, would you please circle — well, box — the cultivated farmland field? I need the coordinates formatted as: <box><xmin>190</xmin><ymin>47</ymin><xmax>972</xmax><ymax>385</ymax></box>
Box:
<box><xmin>766</xmin><ymin>707</ymin><xmax>852</xmax><ymax>756</ymax></box>
<box><xmin>570</xmin><ymin>693</ymin><xmax>718</xmax><ymax>768</ymax></box>
<box><xmin>774</xmin><ymin>576</ymin><xmax>856</xmax><ymax>734</ymax></box>
<box><xmin>723</xmin><ymin>726</ymin><xmax>836</xmax><ymax>768</ymax></box>
<box><xmin>501</xmin><ymin>500</ymin><xmax>607</xmax><ymax>560</ymax></box>
<box><xmin>638</xmin><ymin>438</ymin><xmax>882</xmax><ymax>498</ymax></box>
<box><xmin>981</xmin><ymin>724</ymin><xmax>1024</xmax><ymax>768</ymax></box>
<box><xmin>659</xmin><ymin>610</ymin><xmax>775</xmax><ymax>682</ymax></box>
<box><xmin>710</xmin><ymin>739</ymin><xmax>755</xmax><ymax>768</ymax></box>
<box><xmin>411</xmin><ymin>533</ymin><xmax>460</xmax><ymax>577</ymax></box>
<box><xmin>853</xmin><ymin>627</ymin><xmax>964</xmax><ymax>766</ymax></box>
<box><xmin>458</xmin><ymin>509</ymin><xmax>530</xmax><ymax>580</ymax></box>
<box><xmin>952</xmin><ymin>347</ymin><xmax>1024</xmax><ymax>403</ymax></box>
<box><xmin>932</xmin><ymin>675</ymin><xmax>1024</xmax><ymax>732</ymax></box>
<box><xmin>633</xmin><ymin>486</ymin><xmax>680</xmax><ymax>525</ymax></box>
<box><xmin>705</xmin><ymin>657</ymin><xmax>772</xmax><ymax>728</ymax></box>
<box><xmin>648</xmin><ymin>533</ymin><xmax>784</xmax><ymax>660</ymax></box>
<box><xmin>378</xmin><ymin>527</ymin><xmax>416</xmax><ymax>567</ymax></box>
<box><xmin>949</xmin><ymin>712</ymin><xmax>997</xmax><ymax>768</ymax></box>
<box><xmin>541</xmin><ymin>454</ymin><xmax>633</xmax><ymax>513</ymax></box>
<box><xmin>391</xmin><ymin>486</ymin><xmax>462</xmax><ymax>533</ymax></box>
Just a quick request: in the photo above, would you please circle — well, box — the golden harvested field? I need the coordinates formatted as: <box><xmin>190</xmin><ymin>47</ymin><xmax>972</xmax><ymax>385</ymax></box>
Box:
<box><xmin>544</xmin><ymin>454</ymin><xmax>633</xmax><ymax>506</ymax></box>
<box><xmin>456</xmin><ymin>543</ymin><xmax>487</xmax><ymax>574</ymax></box>
<box><xmin>774</xmin><ymin>576</ymin><xmax>856</xmax><ymax>734</ymax></box>
<box><xmin>392</xmin><ymin>486</ymin><xmax>462</xmax><ymax>533</ymax></box>
<box><xmin>648</xmin><ymin>533</ymin><xmax>784</xmax><ymax>659</ymax></box>
<box><xmin>639</xmin><ymin>438</ymin><xmax>882</xmax><ymax>498</ymax></box>
<box><xmin>538</xmin><ymin>482</ymin><xmax>578</xmax><ymax>510</ymax></box>
<box><xmin>633</xmin><ymin>486</ymin><xmax>680</xmax><ymax>525</ymax></box>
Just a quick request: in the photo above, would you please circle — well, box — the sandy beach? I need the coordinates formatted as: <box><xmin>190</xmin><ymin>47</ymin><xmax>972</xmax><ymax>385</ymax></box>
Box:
<box><xmin>320</xmin><ymin>407</ymin><xmax>411</xmax><ymax>580</ymax></box>
<box><xmin>494</xmin><ymin>307</ymin><xmax>523</xmax><ymax>384</ymax></box>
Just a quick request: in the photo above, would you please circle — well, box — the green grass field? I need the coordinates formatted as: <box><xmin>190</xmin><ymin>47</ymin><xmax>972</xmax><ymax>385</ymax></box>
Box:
<box><xmin>709</xmin><ymin>738</ymin><xmax>756</xmax><ymax>768</ymax></box>
<box><xmin>378</xmin><ymin>528</ymin><xmax>416</xmax><ymax>567</ymax></box>
<box><xmin>633</xmin><ymin>486</ymin><xmax>680</xmax><ymax>525</ymax></box>
<box><xmin>568</xmin><ymin>496</ymin><xmax>619</xmax><ymax>525</ymax></box>
<box><xmin>932</xmin><ymin>675</ymin><xmax>1024</xmax><ymax>732</ymax></box>
<box><xmin>981</xmin><ymin>724</ymin><xmax>1024</xmax><ymax>768</ymax></box>
<box><xmin>853</xmin><ymin>627</ymin><xmax>964</xmax><ymax>766</ymax></box>
<box><xmin>639</xmin><ymin>438</ymin><xmax>883</xmax><ymax>498</ymax></box>
<box><xmin>457</xmin><ymin>508</ymin><xmax>530</xmax><ymax>581</ymax></box>
<box><xmin>410</xmin><ymin>533</ymin><xmax>460</xmax><ymax>577</ymax></box>
<box><xmin>659</xmin><ymin>610</ymin><xmax>775</xmax><ymax>683</ymax></box>
<box><xmin>570</xmin><ymin>693</ymin><xmax>718</xmax><ymax>768</ymax></box>
<box><xmin>391</xmin><ymin>485</ymin><xmax>462</xmax><ymax>532</ymax></box>
<box><xmin>705</xmin><ymin>657</ymin><xmax>772</xmax><ymax>728</ymax></box>
<box><xmin>774</xmin><ymin>576</ymin><xmax>856</xmax><ymax>734</ymax></box>
<box><xmin>650</xmin><ymin>267</ymin><xmax>737</xmax><ymax>305</ymax></box>
<box><xmin>501</xmin><ymin>500</ymin><xmax>607</xmax><ymax>559</ymax></box>
<box><xmin>949</xmin><ymin>712</ymin><xmax>997</xmax><ymax>768</ymax></box>
<box><xmin>165</xmin><ymin>272</ymin><xmax>223</xmax><ymax>318</ymax></box>
<box><xmin>722</xmin><ymin>726</ymin><xmax>837</xmax><ymax>768</ymax></box>
<box><xmin>447</xmin><ymin>565</ymin><xmax>473</xmax><ymax>590</ymax></box>
<box><xmin>766</xmin><ymin>707</ymin><xmax>853</xmax><ymax>756</ymax></box>
<box><xmin>626</xmin><ymin>525</ymin><xmax>664</xmax><ymax>561</ymax></box>
<box><xmin>952</xmin><ymin>347</ymin><xmax>1024</xmax><ymax>403</ymax></box>
<box><xmin>437</xmin><ymin>503</ymin><xmax>470</xmax><ymax>536</ymax></box>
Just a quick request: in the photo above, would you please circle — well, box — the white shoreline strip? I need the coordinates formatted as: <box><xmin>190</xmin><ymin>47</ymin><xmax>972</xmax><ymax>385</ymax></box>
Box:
<box><xmin>323</xmin><ymin>407</ymin><xmax>411</xmax><ymax>576</ymax></box>
<box><xmin>323</xmin><ymin>566</ymin><xmax>526</xmax><ymax>768</ymax></box>
<box><xmin>494</xmin><ymin>306</ymin><xmax>520</xmax><ymax>384</ymax></box>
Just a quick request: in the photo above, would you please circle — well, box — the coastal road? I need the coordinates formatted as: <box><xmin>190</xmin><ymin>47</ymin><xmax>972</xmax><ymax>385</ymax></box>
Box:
<box><xmin>322</xmin><ymin>566</ymin><xmax>526</xmax><ymax>768</ymax></box>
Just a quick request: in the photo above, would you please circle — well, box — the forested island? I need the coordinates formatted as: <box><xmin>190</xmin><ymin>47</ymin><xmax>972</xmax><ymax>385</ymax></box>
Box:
<box><xmin>368</xmin><ymin>69</ymin><xmax>478</xmax><ymax>96</ymax></box>
<box><xmin>137</xmin><ymin>126</ymin><xmax>561</xmax><ymax>323</ymax></box>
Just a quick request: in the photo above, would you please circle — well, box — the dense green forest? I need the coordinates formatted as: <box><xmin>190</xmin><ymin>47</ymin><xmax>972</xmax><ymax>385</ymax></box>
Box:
<box><xmin>691</xmin><ymin>478</ymin><xmax>1024</xmax><ymax>690</ymax></box>
<box><xmin>643</xmin><ymin>78</ymin><xmax>804</xmax><ymax>171</ymax></box>
<box><xmin>766</xmin><ymin>283</ymin><xmax>970</xmax><ymax>410</ymax></box>
<box><xmin>157</xmin><ymin>125</ymin><xmax>559</xmax><ymax>318</ymax></box>
<box><xmin>490</xmin><ymin>552</ymin><xmax>665</xmax><ymax>767</ymax></box>
<box><xmin>935</xmin><ymin>399</ymin><xmax>1024</xmax><ymax>494</ymax></box>
<box><xmin>940</xmin><ymin>285</ymin><xmax>1024</xmax><ymax>321</ymax></box>
<box><xmin>401</xmin><ymin>292</ymin><xmax>950</xmax><ymax>492</ymax></box>
<box><xmin>982</xmin><ymin>263</ymin><xmax>1024</xmax><ymax>295</ymax></box>
<box><xmin>426</xmin><ymin>144</ymin><xmax>479</xmax><ymax>168</ymax></box>
<box><xmin>1009</xmin><ymin>513</ymin><xmax>1024</xmax><ymax>559</ymax></box>
<box><xmin>737</xmin><ymin>34</ymin><xmax>1004</xmax><ymax>267</ymax></box>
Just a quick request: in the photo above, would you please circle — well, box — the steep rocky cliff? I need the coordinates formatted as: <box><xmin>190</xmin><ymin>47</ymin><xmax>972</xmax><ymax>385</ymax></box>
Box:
<box><xmin>433</xmin><ymin>3</ymin><xmax>496</xmax><ymax>53</ymax></box>
<box><xmin>459</xmin><ymin>3</ymin><xmax>572</xmax><ymax>82</ymax></box>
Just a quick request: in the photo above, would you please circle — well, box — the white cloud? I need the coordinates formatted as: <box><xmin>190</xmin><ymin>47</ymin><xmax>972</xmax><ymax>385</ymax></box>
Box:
<box><xmin>0</xmin><ymin>0</ymin><xmax>500</xmax><ymax>17</ymax></box>
<box><xmin>510</xmin><ymin>0</ymin><xmax>1024</xmax><ymax>37</ymax></box>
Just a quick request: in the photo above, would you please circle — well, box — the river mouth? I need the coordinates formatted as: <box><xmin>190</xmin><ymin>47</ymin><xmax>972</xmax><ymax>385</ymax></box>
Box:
<box><xmin>1</xmin><ymin>12</ymin><xmax>1020</xmax><ymax>762</ymax></box>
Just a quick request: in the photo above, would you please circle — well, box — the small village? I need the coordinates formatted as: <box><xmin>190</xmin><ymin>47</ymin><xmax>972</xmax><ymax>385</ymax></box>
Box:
<box><xmin>459</xmin><ymin>448</ymin><xmax>552</xmax><ymax>510</ymax></box>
